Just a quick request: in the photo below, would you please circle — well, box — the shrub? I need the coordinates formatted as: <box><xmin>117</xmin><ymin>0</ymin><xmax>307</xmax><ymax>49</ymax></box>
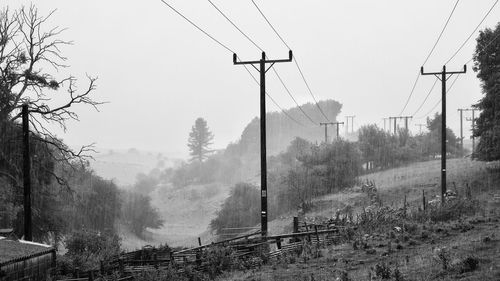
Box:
<box><xmin>375</xmin><ymin>262</ymin><xmax>392</xmax><ymax>279</ymax></box>
<box><xmin>455</xmin><ymin>256</ymin><xmax>479</xmax><ymax>274</ymax></box>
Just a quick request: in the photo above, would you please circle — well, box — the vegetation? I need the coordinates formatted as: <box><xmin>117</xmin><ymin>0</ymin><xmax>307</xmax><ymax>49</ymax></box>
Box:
<box><xmin>473</xmin><ymin>22</ymin><xmax>500</xmax><ymax>161</ymax></box>
<box><xmin>122</xmin><ymin>191</ymin><xmax>164</xmax><ymax>237</ymax></box>
<box><xmin>188</xmin><ymin>117</ymin><xmax>215</xmax><ymax>162</ymax></box>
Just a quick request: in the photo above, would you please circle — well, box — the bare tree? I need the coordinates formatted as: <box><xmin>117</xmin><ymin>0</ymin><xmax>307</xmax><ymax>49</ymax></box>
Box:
<box><xmin>0</xmin><ymin>5</ymin><xmax>102</xmax><ymax>187</ymax></box>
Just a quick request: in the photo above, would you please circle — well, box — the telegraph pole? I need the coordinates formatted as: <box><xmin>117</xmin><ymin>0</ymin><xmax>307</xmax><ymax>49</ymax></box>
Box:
<box><xmin>457</xmin><ymin>108</ymin><xmax>471</xmax><ymax>154</ymax></box>
<box><xmin>233</xmin><ymin>51</ymin><xmax>293</xmax><ymax>236</ymax></box>
<box><xmin>415</xmin><ymin>123</ymin><xmax>425</xmax><ymax>134</ymax></box>
<box><xmin>465</xmin><ymin>108</ymin><xmax>478</xmax><ymax>155</ymax></box>
<box><xmin>22</xmin><ymin>104</ymin><xmax>32</xmax><ymax>241</ymax></box>
<box><xmin>345</xmin><ymin>116</ymin><xmax>355</xmax><ymax>134</ymax></box>
<box><xmin>388</xmin><ymin>117</ymin><xmax>397</xmax><ymax>135</ymax></box>
<box><xmin>421</xmin><ymin>65</ymin><xmax>466</xmax><ymax>203</ymax></box>
<box><xmin>401</xmin><ymin>116</ymin><xmax>412</xmax><ymax>132</ymax></box>
<box><xmin>334</xmin><ymin>122</ymin><xmax>344</xmax><ymax>140</ymax></box>
<box><xmin>320</xmin><ymin>122</ymin><xmax>332</xmax><ymax>143</ymax></box>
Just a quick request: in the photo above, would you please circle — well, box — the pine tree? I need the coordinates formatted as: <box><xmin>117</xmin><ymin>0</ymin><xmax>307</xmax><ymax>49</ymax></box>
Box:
<box><xmin>188</xmin><ymin>118</ymin><xmax>214</xmax><ymax>162</ymax></box>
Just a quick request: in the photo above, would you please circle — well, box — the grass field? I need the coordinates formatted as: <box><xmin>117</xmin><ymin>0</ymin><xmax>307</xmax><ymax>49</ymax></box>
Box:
<box><xmin>217</xmin><ymin>158</ymin><xmax>500</xmax><ymax>281</ymax></box>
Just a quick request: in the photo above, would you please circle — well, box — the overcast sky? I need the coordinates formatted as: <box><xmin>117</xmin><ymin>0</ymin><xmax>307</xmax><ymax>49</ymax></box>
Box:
<box><xmin>4</xmin><ymin>0</ymin><xmax>499</xmax><ymax>158</ymax></box>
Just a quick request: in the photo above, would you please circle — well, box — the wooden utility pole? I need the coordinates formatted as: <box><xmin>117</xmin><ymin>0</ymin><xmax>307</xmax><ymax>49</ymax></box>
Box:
<box><xmin>466</xmin><ymin>108</ymin><xmax>478</xmax><ymax>155</ymax></box>
<box><xmin>415</xmin><ymin>123</ymin><xmax>425</xmax><ymax>134</ymax></box>
<box><xmin>320</xmin><ymin>122</ymin><xmax>344</xmax><ymax>143</ymax></box>
<box><xmin>234</xmin><ymin>51</ymin><xmax>293</xmax><ymax>236</ymax></box>
<box><xmin>457</xmin><ymin>108</ymin><xmax>473</xmax><ymax>154</ymax></box>
<box><xmin>345</xmin><ymin>116</ymin><xmax>355</xmax><ymax>134</ymax></box>
<box><xmin>320</xmin><ymin>122</ymin><xmax>333</xmax><ymax>143</ymax></box>
<box><xmin>22</xmin><ymin>104</ymin><xmax>32</xmax><ymax>241</ymax></box>
<box><xmin>421</xmin><ymin>65</ymin><xmax>466</xmax><ymax>203</ymax></box>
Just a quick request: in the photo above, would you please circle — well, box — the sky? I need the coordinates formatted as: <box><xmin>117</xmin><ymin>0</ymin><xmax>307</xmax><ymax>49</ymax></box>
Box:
<box><xmin>3</xmin><ymin>0</ymin><xmax>500</xmax><ymax>159</ymax></box>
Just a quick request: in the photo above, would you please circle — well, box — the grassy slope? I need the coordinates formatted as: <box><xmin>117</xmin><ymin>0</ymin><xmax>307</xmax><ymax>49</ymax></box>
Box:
<box><xmin>218</xmin><ymin>158</ymin><xmax>500</xmax><ymax>281</ymax></box>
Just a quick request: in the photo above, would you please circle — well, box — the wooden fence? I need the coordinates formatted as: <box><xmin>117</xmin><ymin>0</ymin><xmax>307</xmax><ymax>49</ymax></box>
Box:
<box><xmin>56</xmin><ymin>217</ymin><xmax>343</xmax><ymax>281</ymax></box>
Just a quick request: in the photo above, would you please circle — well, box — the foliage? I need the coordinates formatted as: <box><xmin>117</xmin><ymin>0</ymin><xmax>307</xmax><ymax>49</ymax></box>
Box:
<box><xmin>121</xmin><ymin>191</ymin><xmax>164</xmax><ymax>237</ymax></box>
<box><xmin>209</xmin><ymin>183</ymin><xmax>260</xmax><ymax>236</ymax></box>
<box><xmin>472</xmin><ymin>23</ymin><xmax>500</xmax><ymax>161</ymax></box>
<box><xmin>63</xmin><ymin>230</ymin><xmax>121</xmax><ymax>272</ymax></box>
<box><xmin>188</xmin><ymin>117</ymin><xmax>214</xmax><ymax>162</ymax></box>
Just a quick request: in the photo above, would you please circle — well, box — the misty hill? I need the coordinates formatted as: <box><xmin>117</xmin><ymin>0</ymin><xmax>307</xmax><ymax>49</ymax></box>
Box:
<box><xmin>171</xmin><ymin>99</ymin><xmax>342</xmax><ymax>187</ymax></box>
<box><xmin>89</xmin><ymin>148</ymin><xmax>178</xmax><ymax>187</ymax></box>
<box><xmin>244</xmin><ymin>100</ymin><xmax>343</xmax><ymax>156</ymax></box>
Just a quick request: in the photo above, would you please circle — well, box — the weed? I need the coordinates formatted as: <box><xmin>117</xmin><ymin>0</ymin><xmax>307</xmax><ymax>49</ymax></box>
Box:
<box><xmin>374</xmin><ymin>262</ymin><xmax>392</xmax><ymax>279</ymax></box>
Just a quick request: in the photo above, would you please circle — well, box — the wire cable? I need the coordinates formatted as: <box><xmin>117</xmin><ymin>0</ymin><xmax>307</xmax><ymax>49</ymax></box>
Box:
<box><xmin>207</xmin><ymin>0</ymin><xmax>264</xmax><ymax>52</ymax></box>
<box><xmin>399</xmin><ymin>0</ymin><xmax>460</xmax><ymax>116</ymax></box>
<box><xmin>398</xmin><ymin>71</ymin><xmax>421</xmax><ymax>116</ymax></box>
<box><xmin>241</xmin><ymin>63</ymin><xmax>305</xmax><ymax>127</ymax></box>
<box><xmin>251</xmin><ymin>0</ymin><xmax>331</xmax><ymax>122</ymax></box>
<box><xmin>159</xmin><ymin>0</ymin><xmax>304</xmax><ymax>127</ymax></box>
<box><xmin>445</xmin><ymin>0</ymin><xmax>499</xmax><ymax>65</ymax></box>
<box><xmin>160</xmin><ymin>0</ymin><xmax>235</xmax><ymax>54</ymax></box>
<box><xmin>271</xmin><ymin>67</ymin><xmax>317</xmax><ymax>125</ymax></box>
<box><xmin>250</xmin><ymin>0</ymin><xmax>291</xmax><ymax>50</ymax></box>
<box><xmin>411</xmin><ymin>77</ymin><xmax>439</xmax><ymax>117</ymax></box>
<box><xmin>415</xmin><ymin>75</ymin><xmax>461</xmax><ymax>119</ymax></box>
<box><xmin>206</xmin><ymin>0</ymin><xmax>310</xmax><ymax>126</ymax></box>
<box><xmin>423</xmin><ymin>0</ymin><xmax>461</xmax><ymax>66</ymax></box>
<box><xmin>465</xmin><ymin>29</ymin><xmax>500</xmax><ymax>64</ymax></box>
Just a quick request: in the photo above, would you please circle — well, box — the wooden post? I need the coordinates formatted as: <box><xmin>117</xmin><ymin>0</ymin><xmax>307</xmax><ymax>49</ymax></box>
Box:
<box><xmin>403</xmin><ymin>194</ymin><xmax>407</xmax><ymax>218</ymax></box>
<box><xmin>276</xmin><ymin>237</ymin><xmax>282</xmax><ymax>249</ymax></box>
<box><xmin>422</xmin><ymin>190</ymin><xmax>426</xmax><ymax>211</ymax></box>
<box><xmin>304</xmin><ymin>222</ymin><xmax>311</xmax><ymax>242</ymax></box>
<box><xmin>293</xmin><ymin>217</ymin><xmax>299</xmax><ymax>233</ymax></box>
<box><xmin>198</xmin><ymin>237</ymin><xmax>202</xmax><ymax>246</ymax></box>
<box><xmin>314</xmin><ymin>225</ymin><xmax>319</xmax><ymax>243</ymax></box>
<box><xmin>100</xmin><ymin>260</ymin><xmax>104</xmax><ymax>275</ymax></box>
<box><xmin>88</xmin><ymin>270</ymin><xmax>94</xmax><ymax>281</ymax></box>
<box><xmin>119</xmin><ymin>258</ymin><xmax>124</xmax><ymax>274</ymax></box>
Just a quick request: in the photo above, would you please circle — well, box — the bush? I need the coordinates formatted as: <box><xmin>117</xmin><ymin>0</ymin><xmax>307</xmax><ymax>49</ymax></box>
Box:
<box><xmin>62</xmin><ymin>230</ymin><xmax>121</xmax><ymax>272</ymax></box>
<box><xmin>374</xmin><ymin>262</ymin><xmax>392</xmax><ymax>279</ymax></box>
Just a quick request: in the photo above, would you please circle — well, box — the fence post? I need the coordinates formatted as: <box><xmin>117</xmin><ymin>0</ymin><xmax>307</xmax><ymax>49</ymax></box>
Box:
<box><xmin>293</xmin><ymin>217</ymin><xmax>299</xmax><ymax>233</ymax></box>
<box><xmin>88</xmin><ymin>270</ymin><xmax>94</xmax><ymax>281</ymax></box>
<box><xmin>304</xmin><ymin>222</ymin><xmax>311</xmax><ymax>242</ymax></box>
<box><xmin>100</xmin><ymin>260</ymin><xmax>104</xmax><ymax>275</ymax></box>
<box><xmin>314</xmin><ymin>225</ymin><xmax>319</xmax><ymax>243</ymax></box>
<box><xmin>119</xmin><ymin>258</ymin><xmax>124</xmax><ymax>275</ymax></box>
<box><xmin>422</xmin><ymin>190</ymin><xmax>426</xmax><ymax>211</ymax></box>
<box><xmin>276</xmin><ymin>237</ymin><xmax>281</xmax><ymax>249</ymax></box>
<box><xmin>198</xmin><ymin>237</ymin><xmax>202</xmax><ymax>246</ymax></box>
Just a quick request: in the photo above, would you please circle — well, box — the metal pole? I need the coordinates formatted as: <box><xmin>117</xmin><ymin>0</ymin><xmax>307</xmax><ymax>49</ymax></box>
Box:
<box><xmin>458</xmin><ymin>109</ymin><xmax>464</xmax><ymax>154</ymax></box>
<box><xmin>22</xmin><ymin>104</ymin><xmax>32</xmax><ymax>241</ymax></box>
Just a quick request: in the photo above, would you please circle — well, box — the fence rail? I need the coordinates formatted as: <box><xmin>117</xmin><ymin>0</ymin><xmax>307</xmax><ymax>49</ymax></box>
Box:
<box><xmin>56</xmin><ymin>217</ymin><xmax>344</xmax><ymax>281</ymax></box>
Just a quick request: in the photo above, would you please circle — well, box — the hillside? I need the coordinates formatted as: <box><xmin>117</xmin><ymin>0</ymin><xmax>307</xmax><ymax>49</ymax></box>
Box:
<box><xmin>219</xmin><ymin>158</ymin><xmax>500</xmax><ymax>281</ymax></box>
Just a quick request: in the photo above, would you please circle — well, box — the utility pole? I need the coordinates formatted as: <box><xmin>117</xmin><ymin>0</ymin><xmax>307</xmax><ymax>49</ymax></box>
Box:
<box><xmin>320</xmin><ymin>122</ymin><xmax>333</xmax><ymax>143</ymax></box>
<box><xmin>383</xmin><ymin>118</ymin><xmax>389</xmax><ymax>132</ymax></box>
<box><xmin>401</xmin><ymin>116</ymin><xmax>412</xmax><ymax>132</ymax></box>
<box><xmin>334</xmin><ymin>122</ymin><xmax>344</xmax><ymax>140</ymax></box>
<box><xmin>345</xmin><ymin>116</ymin><xmax>355</xmax><ymax>134</ymax></box>
<box><xmin>320</xmin><ymin>122</ymin><xmax>344</xmax><ymax>143</ymax></box>
<box><xmin>421</xmin><ymin>65</ymin><xmax>466</xmax><ymax>203</ymax></box>
<box><xmin>22</xmin><ymin>104</ymin><xmax>32</xmax><ymax>241</ymax></box>
<box><xmin>457</xmin><ymin>108</ymin><xmax>473</xmax><ymax>155</ymax></box>
<box><xmin>388</xmin><ymin>117</ymin><xmax>398</xmax><ymax>135</ymax></box>
<box><xmin>233</xmin><ymin>51</ymin><xmax>292</xmax><ymax>236</ymax></box>
<box><xmin>415</xmin><ymin>123</ymin><xmax>425</xmax><ymax>134</ymax></box>
<box><xmin>465</xmin><ymin>108</ymin><xmax>478</xmax><ymax>155</ymax></box>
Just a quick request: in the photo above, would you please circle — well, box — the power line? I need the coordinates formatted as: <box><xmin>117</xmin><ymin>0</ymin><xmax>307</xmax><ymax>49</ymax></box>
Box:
<box><xmin>241</xmin><ymin>62</ymin><xmax>305</xmax><ymax>127</ymax></box>
<box><xmin>271</xmin><ymin>67</ymin><xmax>317</xmax><ymax>125</ymax></box>
<box><xmin>422</xmin><ymin>0</ymin><xmax>461</xmax><ymax>66</ymax></box>
<box><xmin>411</xmin><ymin>77</ymin><xmax>439</xmax><ymax>117</ymax></box>
<box><xmin>398</xmin><ymin>0</ymin><xmax>460</xmax><ymax>116</ymax></box>
<box><xmin>159</xmin><ymin>0</ymin><xmax>235</xmax><ymax>53</ymax></box>
<box><xmin>445</xmin><ymin>0</ymin><xmax>499</xmax><ymax>65</ymax></box>
<box><xmin>398</xmin><ymin>71</ymin><xmax>421</xmax><ymax>116</ymax></box>
<box><xmin>250</xmin><ymin>0</ymin><xmax>291</xmax><ymax>50</ymax></box>
<box><xmin>465</xmin><ymin>28</ymin><xmax>500</xmax><ymax>64</ymax></box>
<box><xmin>250</xmin><ymin>0</ymin><xmax>331</xmax><ymax>122</ymax></box>
<box><xmin>206</xmin><ymin>0</ymin><xmax>310</xmax><ymax>126</ymax></box>
<box><xmin>207</xmin><ymin>0</ymin><xmax>264</xmax><ymax>52</ymax></box>
<box><xmin>416</xmin><ymin>74</ymin><xmax>461</xmax><ymax>119</ymax></box>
